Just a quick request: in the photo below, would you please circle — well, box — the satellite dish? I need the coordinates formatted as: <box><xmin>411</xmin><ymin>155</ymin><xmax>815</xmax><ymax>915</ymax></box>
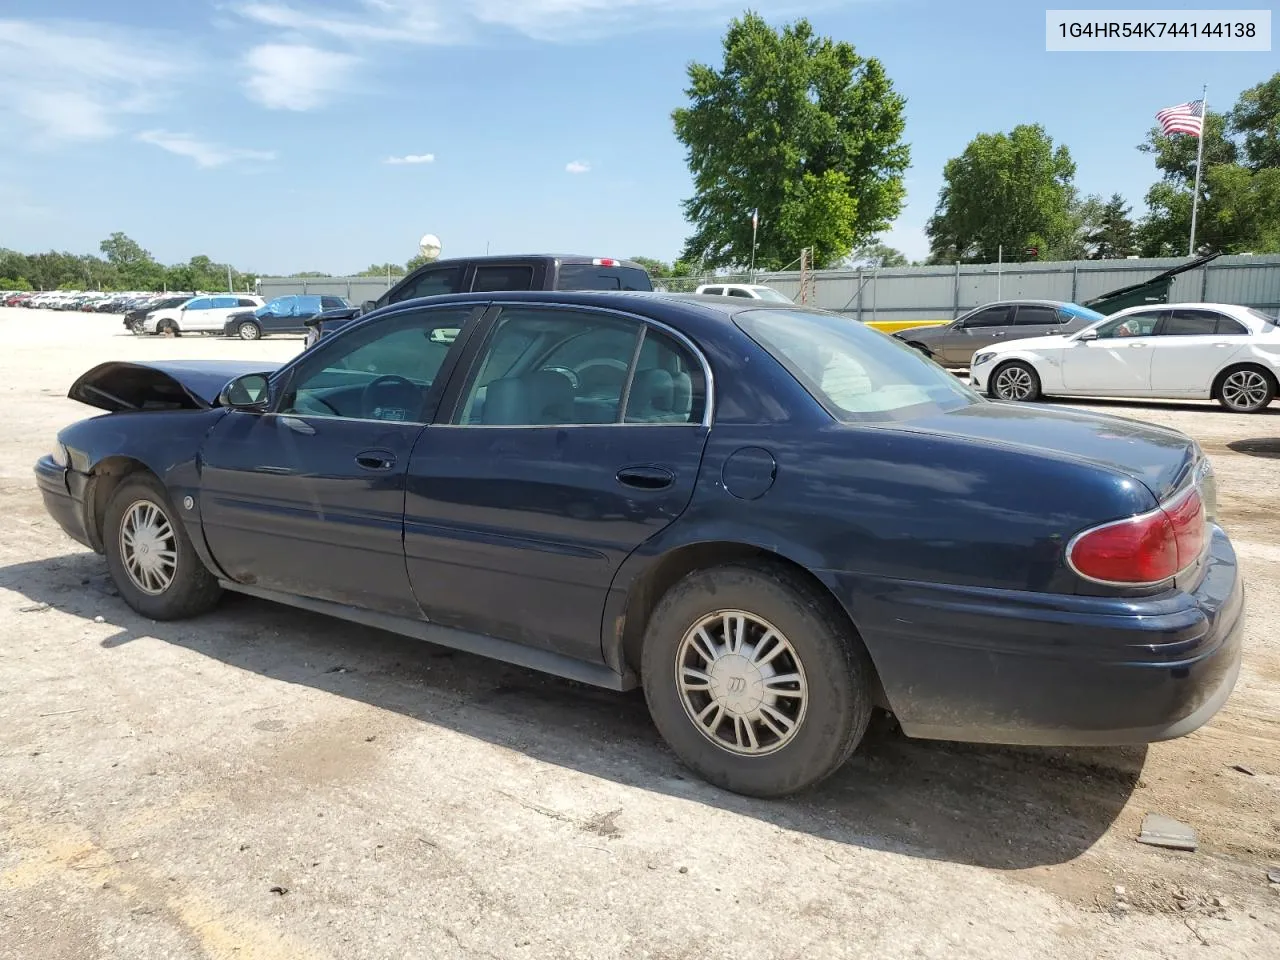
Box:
<box><xmin>418</xmin><ymin>234</ymin><xmax>442</xmax><ymax>261</ymax></box>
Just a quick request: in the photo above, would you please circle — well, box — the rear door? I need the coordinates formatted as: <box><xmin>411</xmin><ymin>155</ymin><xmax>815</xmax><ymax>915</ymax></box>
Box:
<box><xmin>402</xmin><ymin>302</ymin><xmax>710</xmax><ymax>663</ymax></box>
<box><xmin>555</xmin><ymin>261</ymin><xmax>653</xmax><ymax>291</ymax></box>
<box><xmin>1149</xmin><ymin>308</ymin><xmax>1251</xmax><ymax>394</ymax></box>
<box><xmin>1009</xmin><ymin>303</ymin><xmax>1062</xmax><ymax>341</ymax></box>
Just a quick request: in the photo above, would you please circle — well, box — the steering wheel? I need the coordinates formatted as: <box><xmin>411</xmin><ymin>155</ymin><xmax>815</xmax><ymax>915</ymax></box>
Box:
<box><xmin>361</xmin><ymin>375</ymin><xmax>421</xmax><ymax>421</ymax></box>
<box><xmin>543</xmin><ymin>365</ymin><xmax>580</xmax><ymax>389</ymax></box>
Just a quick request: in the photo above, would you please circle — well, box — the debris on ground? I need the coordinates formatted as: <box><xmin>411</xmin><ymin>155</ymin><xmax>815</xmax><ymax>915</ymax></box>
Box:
<box><xmin>1137</xmin><ymin>814</ymin><xmax>1198</xmax><ymax>851</ymax></box>
<box><xmin>17</xmin><ymin>602</ymin><xmax>49</xmax><ymax>613</ymax></box>
<box><xmin>269</xmin><ymin>885</ymin><xmax>288</xmax><ymax>896</ymax></box>
<box><xmin>1231</xmin><ymin>764</ymin><xmax>1256</xmax><ymax>776</ymax></box>
<box><xmin>1267</xmin><ymin>867</ymin><xmax>1280</xmax><ymax>884</ymax></box>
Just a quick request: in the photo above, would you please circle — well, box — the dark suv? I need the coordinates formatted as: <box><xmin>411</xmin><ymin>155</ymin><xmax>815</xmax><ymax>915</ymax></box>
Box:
<box><xmin>304</xmin><ymin>254</ymin><xmax>652</xmax><ymax>346</ymax></box>
<box><xmin>224</xmin><ymin>294</ymin><xmax>350</xmax><ymax>340</ymax></box>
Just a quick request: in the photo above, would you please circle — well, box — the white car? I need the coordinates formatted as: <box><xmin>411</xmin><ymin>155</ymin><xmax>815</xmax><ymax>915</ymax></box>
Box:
<box><xmin>970</xmin><ymin>302</ymin><xmax>1280</xmax><ymax>413</ymax></box>
<box><xmin>695</xmin><ymin>283</ymin><xmax>794</xmax><ymax>303</ymax></box>
<box><xmin>140</xmin><ymin>294</ymin><xmax>265</xmax><ymax>336</ymax></box>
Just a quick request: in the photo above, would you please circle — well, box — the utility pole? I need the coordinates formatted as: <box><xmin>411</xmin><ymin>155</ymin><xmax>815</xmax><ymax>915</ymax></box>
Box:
<box><xmin>1188</xmin><ymin>84</ymin><xmax>1208</xmax><ymax>256</ymax></box>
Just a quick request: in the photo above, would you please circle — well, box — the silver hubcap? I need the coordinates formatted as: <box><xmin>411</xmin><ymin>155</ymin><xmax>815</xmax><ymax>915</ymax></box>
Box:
<box><xmin>241</xmin><ymin>324</ymin><xmax>258</xmax><ymax>339</ymax></box>
<box><xmin>676</xmin><ymin>610</ymin><xmax>808</xmax><ymax>756</ymax></box>
<box><xmin>995</xmin><ymin>365</ymin><xmax>1034</xmax><ymax>400</ymax></box>
<box><xmin>1222</xmin><ymin>370</ymin><xmax>1269</xmax><ymax>411</ymax></box>
<box><xmin>120</xmin><ymin>500</ymin><xmax>178</xmax><ymax>595</ymax></box>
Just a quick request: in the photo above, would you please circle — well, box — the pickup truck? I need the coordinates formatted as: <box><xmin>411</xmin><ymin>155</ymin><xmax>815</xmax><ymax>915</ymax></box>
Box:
<box><xmin>302</xmin><ymin>254</ymin><xmax>652</xmax><ymax>347</ymax></box>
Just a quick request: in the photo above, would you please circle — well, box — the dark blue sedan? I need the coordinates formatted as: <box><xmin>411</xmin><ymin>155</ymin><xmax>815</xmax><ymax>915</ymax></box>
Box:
<box><xmin>34</xmin><ymin>291</ymin><xmax>1245</xmax><ymax>797</ymax></box>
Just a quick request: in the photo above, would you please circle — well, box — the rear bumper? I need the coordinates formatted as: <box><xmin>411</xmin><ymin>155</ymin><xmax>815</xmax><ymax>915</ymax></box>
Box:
<box><xmin>826</xmin><ymin>524</ymin><xmax>1245</xmax><ymax>746</ymax></box>
<box><xmin>34</xmin><ymin>456</ymin><xmax>94</xmax><ymax>549</ymax></box>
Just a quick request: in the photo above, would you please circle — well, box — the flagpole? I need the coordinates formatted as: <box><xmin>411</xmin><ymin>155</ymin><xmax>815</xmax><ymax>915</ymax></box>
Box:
<box><xmin>750</xmin><ymin>208</ymin><xmax>759</xmax><ymax>275</ymax></box>
<box><xmin>1188</xmin><ymin>84</ymin><xmax>1207</xmax><ymax>257</ymax></box>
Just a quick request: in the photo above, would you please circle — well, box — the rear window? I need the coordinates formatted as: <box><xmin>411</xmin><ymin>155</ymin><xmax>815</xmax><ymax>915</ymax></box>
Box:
<box><xmin>735</xmin><ymin>308</ymin><xmax>980</xmax><ymax>423</ymax></box>
<box><xmin>556</xmin><ymin>263</ymin><xmax>652</xmax><ymax>292</ymax></box>
<box><xmin>472</xmin><ymin>264</ymin><xmax>536</xmax><ymax>292</ymax></box>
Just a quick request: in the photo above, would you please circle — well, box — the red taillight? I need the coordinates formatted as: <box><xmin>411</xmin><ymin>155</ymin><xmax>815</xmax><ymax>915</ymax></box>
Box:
<box><xmin>1068</xmin><ymin>488</ymin><xmax>1205</xmax><ymax>586</ymax></box>
<box><xmin>592</xmin><ymin>258</ymin><xmax>619</xmax><ymax>267</ymax></box>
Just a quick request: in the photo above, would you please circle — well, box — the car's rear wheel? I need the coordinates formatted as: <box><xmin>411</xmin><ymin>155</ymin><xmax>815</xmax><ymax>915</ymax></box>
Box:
<box><xmin>989</xmin><ymin>360</ymin><xmax>1041</xmax><ymax>402</ymax></box>
<box><xmin>640</xmin><ymin>562</ymin><xmax>874</xmax><ymax>798</ymax></box>
<box><xmin>237</xmin><ymin>320</ymin><xmax>262</xmax><ymax>341</ymax></box>
<box><xmin>103</xmin><ymin>475</ymin><xmax>222</xmax><ymax>620</ymax></box>
<box><xmin>1217</xmin><ymin>366</ymin><xmax>1275</xmax><ymax>413</ymax></box>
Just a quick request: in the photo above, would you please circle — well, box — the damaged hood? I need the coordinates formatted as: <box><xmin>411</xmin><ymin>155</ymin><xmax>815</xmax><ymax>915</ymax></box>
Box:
<box><xmin>68</xmin><ymin>360</ymin><xmax>282</xmax><ymax>412</ymax></box>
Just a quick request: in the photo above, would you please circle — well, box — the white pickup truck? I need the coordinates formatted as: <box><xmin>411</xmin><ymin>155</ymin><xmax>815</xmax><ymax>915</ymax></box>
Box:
<box><xmin>694</xmin><ymin>283</ymin><xmax>794</xmax><ymax>303</ymax></box>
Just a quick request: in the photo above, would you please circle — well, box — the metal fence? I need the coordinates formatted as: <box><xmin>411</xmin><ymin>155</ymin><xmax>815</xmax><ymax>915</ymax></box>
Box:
<box><xmin>255</xmin><ymin>254</ymin><xmax>1280</xmax><ymax>321</ymax></box>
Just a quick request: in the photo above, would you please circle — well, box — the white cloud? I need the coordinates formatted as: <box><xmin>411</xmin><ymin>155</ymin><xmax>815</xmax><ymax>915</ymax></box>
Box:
<box><xmin>137</xmin><ymin>130</ymin><xmax>276</xmax><ymax>168</ymax></box>
<box><xmin>232</xmin><ymin>1</ymin><xmax>837</xmax><ymax>46</ymax></box>
<box><xmin>385</xmin><ymin>153</ymin><xmax>435</xmax><ymax>164</ymax></box>
<box><xmin>242</xmin><ymin>43</ymin><xmax>359</xmax><ymax>111</ymax></box>
<box><xmin>565</xmin><ymin>160</ymin><xmax>591</xmax><ymax>174</ymax></box>
<box><xmin>0</xmin><ymin>19</ymin><xmax>182</xmax><ymax>141</ymax></box>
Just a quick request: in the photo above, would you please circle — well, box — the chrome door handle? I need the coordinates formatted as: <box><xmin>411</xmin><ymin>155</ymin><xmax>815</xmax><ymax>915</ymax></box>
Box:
<box><xmin>1127</xmin><ymin>343</ymin><xmax>1148</xmax><ymax>348</ymax></box>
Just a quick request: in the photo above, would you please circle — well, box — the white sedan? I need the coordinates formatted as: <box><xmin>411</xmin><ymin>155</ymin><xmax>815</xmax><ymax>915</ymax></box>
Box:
<box><xmin>969</xmin><ymin>302</ymin><xmax>1280</xmax><ymax>413</ymax></box>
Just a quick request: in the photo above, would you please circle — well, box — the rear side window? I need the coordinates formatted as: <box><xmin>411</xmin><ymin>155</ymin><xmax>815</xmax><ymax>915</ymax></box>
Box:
<box><xmin>320</xmin><ymin>296</ymin><xmax>347</xmax><ymax>310</ymax></box>
<box><xmin>211</xmin><ymin>296</ymin><xmax>238</xmax><ymax>309</ymax></box>
<box><xmin>1163</xmin><ymin>309</ymin><xmax>1245</xmax><ymax>336</ymax></box>
<box><xmin>237</xmin><ymin>298</ymin><xmax>259</xmax><ymax>308</ymax></box>
<box><xmin>1013</xmin><ymin>305</ymin><xmax>1058</xmax><ymax>325</ymax></box>
<box><xmin>702</xmin><ymin>287</ymin><xmax>724</xmax><ymax>296</ymax></box>
<box><xmin>472</xmin><ymin>264</ymin><xmax>536</xmax><ymax>292</ymax></box>
<box><xmin>556</xmin><ymin>263</ymin><xmax>652</xmax><ymax>291</ymax></box>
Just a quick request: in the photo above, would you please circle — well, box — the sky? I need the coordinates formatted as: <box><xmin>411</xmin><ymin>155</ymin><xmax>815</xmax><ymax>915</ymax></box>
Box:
<box><xmin>0</xmin><ymin>1</ymin><xmax>1274</xmax><ymax>275</ymax></box>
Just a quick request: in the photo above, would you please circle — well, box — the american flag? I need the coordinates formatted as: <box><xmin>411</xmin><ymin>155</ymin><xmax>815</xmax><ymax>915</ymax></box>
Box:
<box><xmin>1156</xmin><ymin>99</ymin><xmax>1204</xmax><ymax>137</ymax></box>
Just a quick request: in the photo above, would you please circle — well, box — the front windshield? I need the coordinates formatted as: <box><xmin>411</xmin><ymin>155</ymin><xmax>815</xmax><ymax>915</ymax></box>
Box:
<box><xmin>735</xmin><ymin>308</ymin><xmax>981</xmax><ymax>423</ymax></box>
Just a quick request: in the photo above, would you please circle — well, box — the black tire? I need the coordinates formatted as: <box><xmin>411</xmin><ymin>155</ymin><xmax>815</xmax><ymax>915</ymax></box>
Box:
<box><xmin>640</xmin><ymin>562</ymin><xmax>874</xmax><ymax>798</ymax></box>
<box><xmin>103</xmin><ymin>474</ymin><xmax>222</xmax><ymax>621</ymax></box>
<box><xmin>157</xmin><ymin>319</ymin><xmax>179</xmax><ymax>337</ymax></box>
<box><xmin>988</xmin><ymin>360</ymin><xmax>1041</xmax><ymax>402</ymax></box>
<box><xmin>237</xmin><ymin>320</ymin><xmax>262</xmax><ymax>341</ymax></box>
<box><xmin>1216</xmin><ymin>365</ymin><xmax>1275</xmax><ymax>414</ymax></box>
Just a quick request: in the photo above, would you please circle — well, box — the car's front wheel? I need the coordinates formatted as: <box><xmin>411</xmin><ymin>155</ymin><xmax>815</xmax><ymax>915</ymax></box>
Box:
<box><xmin>157</xmin><ymin>319</ymin><xmax>179</xmax><ymax>337</ymax></box>
<box><xmin>640</xmin><ymin>562</ymin><xmax>874</xmax><ymax>798</ymax></box>
<box><xmin>103</xmin><ymin>475</ymin><xmax>222</xmax><ymax>620</ymax></box>
<box><xmin>989</xmin><ymin>360</ymin><xmax>1041</xmax><ymax>402</ymax></box>
<box><xmin>237</xmin><ymin>320</ymin><xmax>262</xmax><ymax>341</ymax></box>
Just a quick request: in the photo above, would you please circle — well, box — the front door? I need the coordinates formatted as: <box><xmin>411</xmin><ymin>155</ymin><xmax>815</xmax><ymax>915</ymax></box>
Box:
<box><xmin>403</xmin><ymin>303</ymin><xmax>710</xmax><ymax>663</ymax></box>
<box><xmin>199</xmin><ymin>303</ymin><xmax>482</xmax><ymax>616</ymax></box>
<box><xmin>1061</xmin><ymin>309</ymin><xmax>1164</xmax><ymax>393</ymax></box>
<box><xmin>938</xmin><ymin>305</ymin><xmax>1012</xmax><ymax>365</ymax></box>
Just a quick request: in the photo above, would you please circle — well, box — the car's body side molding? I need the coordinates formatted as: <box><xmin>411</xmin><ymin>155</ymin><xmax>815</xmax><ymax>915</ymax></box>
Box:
<box><xmin>220</xmin><ymin>580</ymin><xmax>638</xmax><ymax>691</ymax></box>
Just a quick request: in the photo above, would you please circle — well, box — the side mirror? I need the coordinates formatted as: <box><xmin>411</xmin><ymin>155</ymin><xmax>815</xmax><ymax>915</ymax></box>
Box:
<box><xmin>361</xmin><ymin>300</ymin><xmax>377</xmax><ymax>314</ymax></box>
<box><xmin>219</xmin><ymin>373</ymin><xmax>271</xmax><ymax>411</ymax></box>
<box><xmin>1077</xmin><ymin>329</ymin><xmax>1099</xmax><ymax>342</ymax></box>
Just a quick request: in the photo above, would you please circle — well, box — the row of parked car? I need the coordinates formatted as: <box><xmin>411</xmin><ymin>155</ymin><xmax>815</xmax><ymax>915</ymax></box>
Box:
<box><xmin>2</xmin><ymin>290</ymin><xmax>171</xmax><ymax>312</ymax></box>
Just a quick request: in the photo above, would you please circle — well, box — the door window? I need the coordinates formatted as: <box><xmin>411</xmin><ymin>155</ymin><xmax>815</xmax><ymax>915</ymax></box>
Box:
<box><xmin>471</xmin><ymin>264</ymin><xmax>536</xmax><ymax>292</ymax></box>
<box><xmin>1161</xmin><ymin>310</ymin><xmax>1243</xmax><ymax>336</ymax></box>
<box><xmin>388</xmin><ymin>266</ymin><xmax>465</xmax><ymax>304</ymax></box>
<box><xmin>962</xmin><ymin>306</ymin><xmax>1011</xmax><ymax>328</ymax></box>
<box><xmin>702</xmin><ymin>287</ymin><xmax>723</xmax><ymax>296</ymax></box>
<box><xmin>185</xmin><ymin>298</ymin><xmax>212</xmax><ymax>310</ymax></box>
<box><xmin>278</xmin><ymin>306</ymin><xmax>475</xmax><ymax>422</ymax></box>
<box><xmin>624</xmin><ymin>329</ymin><xmax>706</xmax><ymax>424</ymax></box>
<box><xmin>727</xmin><ymin>288</ymin><xmax>753</xmax><ymax>298</ymax></box>
<box><xmin>1095</xmin><ymin>311</ymin><xmax>1163</xmax><ymax>338</ymax></box>
<box><xmin>1013</xmin><ymin>305</ymin><xmax>1059</xmax><ymax>325</ymax></box>
<box><xmin>456</xmin><ymin>308</ymin><xmax>640</xmax><ymax>425</ymax></box>
<box><xmin>211</xmin><ymin>296</ymin><xmax>238</xmax><ymax>309</ymax></box>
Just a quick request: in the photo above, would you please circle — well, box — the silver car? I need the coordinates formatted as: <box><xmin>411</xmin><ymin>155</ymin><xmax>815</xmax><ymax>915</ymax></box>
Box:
<box><xmin>893</xmin><ymin>300</ymin><xmax>1105</xmax><ymax>369</ymax></box>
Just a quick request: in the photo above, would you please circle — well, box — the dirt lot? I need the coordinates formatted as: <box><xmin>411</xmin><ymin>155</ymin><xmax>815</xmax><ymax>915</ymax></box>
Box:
<box><xmin>1</xmin><ymin>308</ymin><xmax>1277</xmax><ymax>960</ymax></box>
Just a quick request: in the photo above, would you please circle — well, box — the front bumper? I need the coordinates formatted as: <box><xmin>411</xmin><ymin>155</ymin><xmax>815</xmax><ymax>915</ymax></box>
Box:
<box><xmin>34</xmin><ymin>455</ymin><xmax>94</xmax><ymax>550</ymax></box>
<box><xmin>827</xmin><ymin>524</ymin><xmax>1245</xmax><ymax>746</ymax></box>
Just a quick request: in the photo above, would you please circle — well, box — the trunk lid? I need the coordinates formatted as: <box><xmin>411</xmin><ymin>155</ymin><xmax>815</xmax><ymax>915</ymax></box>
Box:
<box><xmin>900</xmin><ymin>401</ymin><xmax>1199</xmax><ymax>503</ymax></box>
<box><xmin>68</xmin><ymin>360</ymin><xmax>281</xmax><ymax>413</ymax></box>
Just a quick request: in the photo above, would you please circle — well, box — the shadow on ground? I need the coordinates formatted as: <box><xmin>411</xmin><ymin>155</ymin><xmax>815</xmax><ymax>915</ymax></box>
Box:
<box><xmin>1046</xmin><ymin>396</ymin><xmax>1280</xmax><ymax>416</ymax></box>
<box><xmin>3</xmin><ymin>552</ymin><xmax>1147</xmax><ymax>873</ymax></box>
<box><xmin>1227</xmin><ymin>438</ymin><xmax>1280</xmax><ymax>459</ymax></box>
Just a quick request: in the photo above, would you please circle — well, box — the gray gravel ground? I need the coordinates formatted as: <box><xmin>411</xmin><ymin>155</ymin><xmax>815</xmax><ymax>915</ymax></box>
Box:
<box><xmin>1</xmin><ymin>308</ymin><xmax>1277</xmax><ymax>959</ymax></box>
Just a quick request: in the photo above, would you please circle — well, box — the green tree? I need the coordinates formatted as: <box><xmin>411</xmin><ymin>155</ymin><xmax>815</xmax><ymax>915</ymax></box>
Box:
<box><xmin>1229</xmin><ymin>72</ymin><xmax>1280</xmax><ymax>170</ymax></box>
<box><xmin>403</xmin><ymin>255</ymin><xmax>430</xmax><ymax>272</ymax></box>
<box><xmin>926</xmin><ymin>124</ymin><xmax>1077</xmax><ymax>263</ymax></box>
<box><xmin>847</xmin><ymin>241</ymin><xmax>908</xmax><ymax>268</ymax></box>
<box><xmin>359</xmin><ymin>262</ymin><xmax>406</xmax><ymax>277</ymax></box>
<box><xmin>672</xmin><ymin>12</ymin><xmax>909</xmax><ymax>270</ymax></box>
<box><xmin>630</xmin><ymin>256</ymin><xmax>673</xmax><ymax>276</ymax></box>
<box><xmin>1084</xmin><ymin>193</ymin><xmax>1138</xmax><ymax>259</ymax></box>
